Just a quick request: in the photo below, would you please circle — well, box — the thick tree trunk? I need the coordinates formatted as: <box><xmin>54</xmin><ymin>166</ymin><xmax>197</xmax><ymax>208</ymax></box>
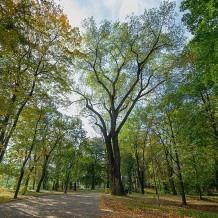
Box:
<box><xmin>106</xmin><ymin>135</ymin><xmax>125</xmax><ymax>195</ymax></box>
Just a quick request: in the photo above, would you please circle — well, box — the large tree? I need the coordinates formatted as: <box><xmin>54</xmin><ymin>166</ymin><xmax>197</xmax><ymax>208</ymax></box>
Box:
<box><xmin>0</xmin><ymin>0</ymin><xmax>80</xmax><ymax>162</ymax></box>
<box><xmin>74</xmin><ymin>2</ymin><xmax>185</xmax><ymax>195</ymax></box>
<box><xmin>180</xmin><ymin>0</ymin><xmax>218</xmax><ymax>191</ymax></box>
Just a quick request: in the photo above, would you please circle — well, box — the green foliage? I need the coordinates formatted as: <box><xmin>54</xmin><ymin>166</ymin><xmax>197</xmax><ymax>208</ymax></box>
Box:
<box><xmin>79</xmin><ymin>138</ymin><xmax>106</xmax><ymax>189</ymax></box>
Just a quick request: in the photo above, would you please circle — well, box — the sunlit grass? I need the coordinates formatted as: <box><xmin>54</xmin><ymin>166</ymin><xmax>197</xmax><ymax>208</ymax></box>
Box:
<box><xmin>0</xmin><ymin>188</ymin><xmax>17</xmax><ymax>203</ymax></box>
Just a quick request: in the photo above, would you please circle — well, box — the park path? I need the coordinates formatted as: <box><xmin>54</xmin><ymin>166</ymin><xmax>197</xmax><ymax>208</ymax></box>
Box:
<box><xmin>0</xmin><ymin>192</ymin><xmax>104</xmax><ymax>218</ymax></box>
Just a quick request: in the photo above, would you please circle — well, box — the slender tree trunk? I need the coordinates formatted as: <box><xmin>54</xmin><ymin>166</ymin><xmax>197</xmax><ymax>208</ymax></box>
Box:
<box><xmin>54</xmin><ymin>177</ymin><xmax>59</xmax><ymax>191</ymax></box>
<box><xmin>166</xmin><ymin>151</ymin><xmax>177</xmax><ymax>195</ymax></box>
<box><xmin>14</xmin><ymin>167</ymin><xmax>25</xmax><ymax>199</ymax></box>
<box><xmin>215</xmin><ymin>159</ymin><xmax>218</xmax><ymax>192</ymax></box>
<box><xmin>156</xmin><ymin>131</ymin><xmax>177</xmax><ymax>195</ymax></box>
<box><xmin>36</xmin><ymin>156</ymin><xmax>49</xmax><ymax>192</ymax></box>
<box><xmin>0</xmin><ymin>94</ymin><xmax>16</xmax><ymax>162</ymax></box>
<box><xmin>42</xmin><ymin>169</ymin><xmax>48</xmax><ymax>190</ymax></box>
<box><xmin>70</xmin><ymin>181</ymin><xmax>73</xmax><ymax>189</ymax></box>
<box><xmin>64</xmin><ymin>154</ymin><xmax>74</xmax><ymax>193</ymax></box>
<box><xmin>140</xmin><ymin>171</ymin><xmax>145</xmax><ymax>194</ymax></box>
<box><xmin>167</xmin><ymin>114</ymin><xmax>187</xmax><ymax>205</ymax></box>
<box><xmin>73</xmin><ymin>182</ymin><xmax>76</xmax><ymax>191</ymax></box>
<box><xmin>36</xmin><ymin>135</ymin><xmax>62</xmax><ymax>192</ymax></box>
<box><xmin>191</xmin><ymin>153</ymin><xmax>202</xmax><ymax>199</ymax></box>
<box><xmin>32</xmin><ymin>168</ymin><xmax>37</xmax><ymax>190</ymax></box>
<box><xmin>135</xmin><ymin>150</ymin><xmax>145</xmax><ymax>194</ymax></box>
<box><xmin>169</xmin><ymin>174</ymin><xmax>177</xmax><ymax>195</ymax></box>
<box><xmin>23</xmin><ymin>175</ymin><xmax>30</xmax><ymax>195</ymax></box>
<box><xmin>91</xmin><ymin>164</ymin><xmax>95</xmax><ymax>190</ymax></box>
<box><xmin>14</xmin><ymin>110</ymin><xmax>42</xmax><ymax>197</ymax></box>
<box><xmin>151</xmin><ymin>155</ymin><xmax>160</xmax><ymax>207</ymax></box>
<box><xmin>175</xmin><ymin>150</ymin><xmax>187</xmax><ymax>205</ymax></box>
<box><xmin>200</xmin><ymin>91</ymin><xmax>218</xmax><ymax>191</ymax></box>
<box><xmin>64</xmin><ymin>182</ymin><xmax>68</xmax><ymax>194</ymax></box>
<box><xmin>5</xmin><ymin>175</ymin><xmax>10</xmax><ymax>188</ymax></box>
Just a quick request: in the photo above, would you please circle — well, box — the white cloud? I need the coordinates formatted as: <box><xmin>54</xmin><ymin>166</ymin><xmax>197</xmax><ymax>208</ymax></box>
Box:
<box><xmin>119</xmin><ymin>0</ymin><xmax>160</xmax><ymax>21</ymax></box>
<box><xmin>55</xmin><ymin>0</ymin><xmax>91</xmax><ymax>28</ymax></box>
<box><xmin>103</xmin><ymin>0</ymin><xmax>118</xmax><ymax>8</ymax></box>
<box><xmin>55</xmin><ymin>0</ymin><xmax>182</xmax><ymax>28</ymax></box>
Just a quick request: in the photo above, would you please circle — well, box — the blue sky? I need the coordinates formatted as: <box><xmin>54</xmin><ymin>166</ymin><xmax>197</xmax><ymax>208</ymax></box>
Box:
<box><xmin>55</xmin><ymin>0</ymin><xmax>183</xmax><ymax>28</ymax></box>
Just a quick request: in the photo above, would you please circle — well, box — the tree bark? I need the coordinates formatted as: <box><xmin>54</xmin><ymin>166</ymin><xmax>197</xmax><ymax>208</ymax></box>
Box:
<box><xmin>105</xmin><ymin>135</ymin><xmax>125</xmax><ymax>195</ymax></box>
<box><xmin>14</xmin><ymin>167</ymin><xmax>25</xmax><ymax>199</ymax></box>
<box><xmin>73</xmin><ymin>182</ymin><xmax>77</xmax><ymax>191</ymax></box>
<box><xmin>64</xmin><ymin>155</ymin><xmax>74</xmax><ymax>194</ymax></box>
<box><xmin>175</xmin><ymin>150</ymin><xmax>187</xmax><ymax>205</ymax></box>
<box><xmin>167</xmin><ymin>114</ymin><xmax>187</xmax><ymax>205</ymax></box>
<box><xmin>135</xmin><ymin>148</ymin><xmax>145</xmax><ymax>194</ymax></box>
<box><xmin>36</xmin><ymin>155</ymin><xmax>49</xmax><ymax>192</ymax></box>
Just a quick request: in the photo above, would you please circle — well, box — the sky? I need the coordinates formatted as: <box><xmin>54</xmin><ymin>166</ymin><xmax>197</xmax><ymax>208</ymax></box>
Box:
<box><xmin>54</xmin><ymin>0</ymin><xmax>184</xmax><ymax>137</ymax></box>
<box><xmin>55</xmin><ymin>0</ymin><xmax>183</xmax><ymax>29</ymax></box>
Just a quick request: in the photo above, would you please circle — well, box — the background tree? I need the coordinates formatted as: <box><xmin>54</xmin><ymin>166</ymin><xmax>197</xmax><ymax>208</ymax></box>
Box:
<box><xmin>180</xmin><ymin>0</ymin><xmax>218</xmax><ymax>191</ymax></box>
<box><xmin>0</xmin><ymin>0</ymin><xmax>81</xmax><ymax>162</ymax></box>
<box><xmin>79</xmin><ymin>138</ymin><xmax>105</xmax><ymax>189</ymax></box>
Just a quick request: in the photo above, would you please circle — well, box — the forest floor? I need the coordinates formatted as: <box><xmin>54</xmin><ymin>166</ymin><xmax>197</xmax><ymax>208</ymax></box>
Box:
<box><xmin>0</xmin><ymin>188</ymin><xmax>218</xmax><ymax>217</ymax></box>
<box><xmin>99</xmin><ymin>189</ymin><xmax>218</xmax><ymax>218</ymax></box>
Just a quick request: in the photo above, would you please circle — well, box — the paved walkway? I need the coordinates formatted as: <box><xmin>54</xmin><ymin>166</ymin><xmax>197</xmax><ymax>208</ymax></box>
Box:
<box><xmin>0</xmin><ymin>192</ymin><xmax>102</xmax><ymax>218</ymax></box>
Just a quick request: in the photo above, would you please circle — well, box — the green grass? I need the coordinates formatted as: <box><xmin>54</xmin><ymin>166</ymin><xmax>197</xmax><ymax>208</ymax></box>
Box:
<box><xmin>179</xmin><ymin>209</ymin><xmax>218</xmax><ymax>218</ymax></box>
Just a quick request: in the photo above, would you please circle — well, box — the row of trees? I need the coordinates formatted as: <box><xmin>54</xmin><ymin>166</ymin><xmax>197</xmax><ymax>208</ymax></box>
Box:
<box><xmin>0</xmin><ymin>0</ymin><xmax>84</xmax><ymax>198</ymax></box>
<box><xmin>0</xmin><ymin>0</ymin><xmax>80</xmax><ymax>162</ymax></box>
<box><xmin>117</xmin><ymin>0</ymin><xmax>217</xmax><ymax>205</ymax></box>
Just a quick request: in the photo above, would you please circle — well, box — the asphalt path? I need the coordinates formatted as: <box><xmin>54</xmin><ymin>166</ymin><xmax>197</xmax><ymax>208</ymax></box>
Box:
<box><xmin>0</xmin><ymin>192</ymin><xmax>102</xmax><ymax>218</ymax></box>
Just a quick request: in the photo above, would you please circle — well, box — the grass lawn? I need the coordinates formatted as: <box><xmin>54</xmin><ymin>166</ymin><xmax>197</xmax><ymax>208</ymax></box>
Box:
<box><xmin>99</xmin><ymin>189</ymin><xmax>218</xmax><ymax>218</ymax></box>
